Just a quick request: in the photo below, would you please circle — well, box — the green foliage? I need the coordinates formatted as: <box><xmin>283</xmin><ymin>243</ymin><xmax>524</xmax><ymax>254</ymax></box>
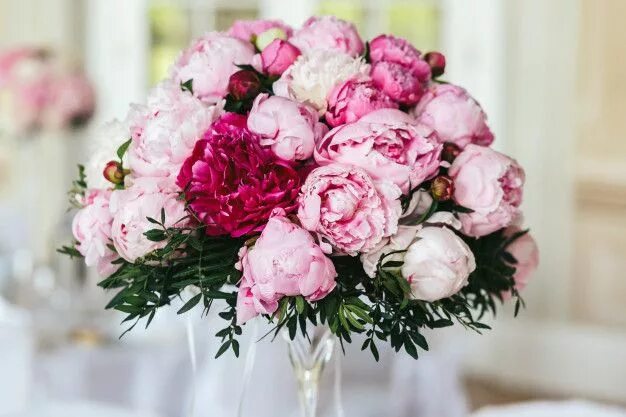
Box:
<box><xmin>180</xmin><ymin>79</ymin><xmax>194</xmax><ymax>94</ymax></box>
<box><xmin>61</xmin><ymin>197</ymin><xmax>524</xmax><ymax>361</ymax></box>
<box><xmin>68</xmin><ymin>165</ymin><xmax>88</xmax><ymax>207</ymax></box>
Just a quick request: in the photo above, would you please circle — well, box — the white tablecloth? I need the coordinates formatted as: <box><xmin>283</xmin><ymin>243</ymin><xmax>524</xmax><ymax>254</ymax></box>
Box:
<box><xmin>472</xmin><ymin>401</ymin><xmax>626</xmax><ymax>417</ymax></box>
<box><xmin>4</xmin><ymin>303</ymin><xmax>469</xmax><ymax>417</ymax></box>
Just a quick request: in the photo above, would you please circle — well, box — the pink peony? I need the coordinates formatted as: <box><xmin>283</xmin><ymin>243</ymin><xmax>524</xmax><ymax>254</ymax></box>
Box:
<box><xmin>297</xmin><ymin>164</ymin><xmax>401</xmax><ymax>255</ymax></box>
<box><xmin>247</xmin><ymin>94</ymin><xmax>328</xmax><ymax>161</ymax></box>
<box><xmin>236</xmin><ymin>209</ymin><xmax>337</xmax><ymax>324</ymax></box>
<box><xmin>370</xmin><ymin>61</ymin><xmax>429</xmax><ymax>106</ymax></box>
<box><xmin>171</xmin><ymin>32</ymin><xmax>255</xmax><ymax>103</ymax></box>
<box><xmin>228</xmin><ymin>19</ymin><xmax>293</xmax><ymax>42</ymax></box>
<box><xmin>43</xmin><ymin>72</ymin><xmax>95</xmax><ymax>128</ymax></box>
<box><xmin>325</xmin><ymin>77</ymin><xmax>397</xmax><ymax>127</ymax></box>
<box><xmin>504</xmin><ymin>227</ymin><xmax>539</xmax><ymax>294</ymax></box>
<box><xmin>289</xmin><ymin>16</ymin><xmax>364</xmax><ymax>57</ymax></box>
<box><xmin>177</xmin><ymin>113</ymin><xmax>302</xmax><ymax>237</ymax></box>
<box><xmin>109</xmin><ymin>177</ymin><xmax>188</xmax><ymax>263</ymax></box>
<box><xmin>401</xmin><ymin>225</ymin><xmax>476</xmax><ymax>302</ymax></box>
<box><xmin>315</xmin><ymin>109</ymin><xmax>442</xmax><ymax>194</ymax></box>
<box><xmin>449</xmin><ymin>145</ymin><xmax>525</xmax><ymax>237</ymax></box>
<box><xmin>126</xmin><ymin>81</ymin><xmax>220</xmax><ymax>183</ymax></box>
<box><xmin>413</xmin><ymin>83</ymin><xmax>494</xmax><ymax>148</ymax></box>
<box><xmin>72</xmin><ymin>189</ymin><xmax>117</xmax><ymax>276</ymax></box>
<box><xmin>368</xmin><ymin>35</ymin><xmax>431</xmax><ymax>105</ymax></box>
<box><xmin>256</xmin><ymin>39</ymin><xmax>301</xmax><ymax>76</ymax></box>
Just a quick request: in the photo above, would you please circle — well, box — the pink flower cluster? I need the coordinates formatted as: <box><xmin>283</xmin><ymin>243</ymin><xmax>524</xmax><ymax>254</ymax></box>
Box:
<box><xmin>0</xmin><ymin>48</ymin><xmax>95</xmax><ymax>133</ymax></box>
<box><xmin>71</xmin><ymin>17</ymin><xmax>537</xmax><ymax>325</ymax></box>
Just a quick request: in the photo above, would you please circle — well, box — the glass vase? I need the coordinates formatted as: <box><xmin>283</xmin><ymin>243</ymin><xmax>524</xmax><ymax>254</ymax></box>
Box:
<box><xmin>284</xmin><ymin>326</ymin><xmax>336</xmax><ymax>417</ymax></box>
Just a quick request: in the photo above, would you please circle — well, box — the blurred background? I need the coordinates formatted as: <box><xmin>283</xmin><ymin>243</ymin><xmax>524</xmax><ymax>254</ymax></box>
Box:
<box><xmin>0</xmin><ymin>0</ymin><xmax>625</xmax><ymax>416</ymax></box>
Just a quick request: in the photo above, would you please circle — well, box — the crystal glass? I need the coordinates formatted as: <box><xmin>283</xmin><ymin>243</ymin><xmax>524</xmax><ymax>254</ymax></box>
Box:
<box><xmin>284</xmin><ymin>326</ymin><xmax>336</xmax><ymax>417</ymax></box>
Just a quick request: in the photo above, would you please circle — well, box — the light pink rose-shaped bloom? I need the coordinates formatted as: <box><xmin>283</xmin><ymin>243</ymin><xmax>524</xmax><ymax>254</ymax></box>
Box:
<box><xmin>72</xmin><ymin>189</ymin><xmax>117</xmax><ymax>276</ymax></box>
<box><xmin>236</xmin><ymin>209</ymin><xmax>337</xmax><ymax>324</ymax></box>
<box><xmin>368</xmin><ymin>35</ymin><xmax>431</xmax><ymax>105</ymax></box>
<box><xmin>126</xmin><ymin>80</ymin><xmax>221</xmax><ymax>183</ymax></box>
<box><xmin>315</xmin><ymin>109</ymin><xmax>442</xmax><ymax>194</ymax></box>
<box><xmin>254</xmin><ymin>39</ymin><xmax>301</xmax><ymax>76</ymax></box>
<box><xmin>298</xmin><ymin>164</ymin><xmax>402</xmax><ymax>255</ymax></box>
<box><xmin>289</xmin><ymin>16</ymin><xmax>364</xmax><ymax>57</ymax></box>
<box><xmin>171</xmin><ymin>32</ymin><xmax>255</xmax><ymax>103</ymax></box>
<box><xmin>109</xmin><ymin>177</ymin><xmax>188</xmax><ymax>262</ymax></box>
<box><xmin>449</xmin><ymin>145</ymin><xmax>525</xmax><ymax>237</ymax></box>
<box><xmin>504</xmin><ymin>227</ymin><xmax>539</xmax><ymax>294</ymax></box>
<box><xmin>401</xmin><ymin>225</ymin><xmax>476</xmax><ymax>302</ymax></box>
<box><xmin>413</xmin><ymin>83</ymin><xmax>494</xmax><ymax>148</ymax></box>
<box><xmin>325</xmin><ymin>77</ymin><xmax>397</xmax><ymax>127</ymax></box>
<box><xmin>247</xmin><ymin>94</ymin><xmax>328</xmax><ymax>161</ymax></box>
<box><xmin>228</xmin><ymin>19</ymin><xmax>293</xmax><ymax>42</ymax></box>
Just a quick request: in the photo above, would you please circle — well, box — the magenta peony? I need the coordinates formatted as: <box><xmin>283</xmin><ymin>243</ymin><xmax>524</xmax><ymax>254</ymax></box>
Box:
<box><xmin>72</xmin><ymin>189</ymin><xmax>117</xmax><ymax>276</ymax></box>
<box><xmin>368</xmin><ymin>35</ymin><xmax>431</xmax><ymax>105</ymax></box>
<box><xmin>177</xmin><ymin>113</ymin><xmax>302</xmax><ymax>237</ymax></box>
<box><xmin>257</xmin><ymin>39</ymin><xmax>301</xmax><ymax>76</ymax></box>
<box><xmin>236</xmin><ymin>209</ymin><xmax>337</xmax><ymax>324</ymax></box>
<box><xmin>413</xmin><ymin>83</ymin><xmax>494</xmax><ymax>148</ymax></box>
<box><xmin>449</xmin><ymin>145</ymin><xmax>525</xmax><ymax>237</ymax></box>
<box><xmin>228</xmin><ymin>19</ymin><xmax>293</xmax><ymax>43</ymax></box>
<box><xmin>315</xmin><ymin>109</ymin><xmax>441</xmax><ymax>194</ymax></box>
<box><xmin>247</xmin><ymin>93</ymin><xmax>327</xmax><ymax>161</ymax></box>
<box><xmin>325</xmin><ymin>77</ymin><xmax>397</xmax><ymax>127</ymax></box>
<box><xmin>126</xmin><ymin>81</ymin><xmax>220</xmax><ymax>183</ymax></box>
<box><xmin>109</xmin><ymin>177</ymin><xmax>188</xmax><ymax>262</ymax></box>
<box><xmin>289</xmin><ymin>16</ymin><xmax>364</xmax><ymax>57</ymax></box>
<box><xmin>171</xmin><ymin>32</ymin><xmax>255</xmax><ymax>104</ymax></box>
<box><xmin>298</xmin><ymin>164</ymin><xmax>401</xmax><ymax>255</ymax></box>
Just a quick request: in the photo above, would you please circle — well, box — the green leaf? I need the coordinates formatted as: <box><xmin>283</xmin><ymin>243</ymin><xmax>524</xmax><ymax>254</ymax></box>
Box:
<box><xmin>215</xmin><ymin>340</ymin><xmax>231</xmax><ymax>358</ymax></box>
<box><xmin>295</xmin><ymin>296</ymin><xmax>305</xmax><ymax>314</ymax></box>
<box><xmin>181</xmin><ymin>79</ymin><xmax>194</xmax><ymax>94</ymax></box>
<box><xmin>177</xmin><ymin>293</ymin><xmax>202</xmax><ymax>314</ymax></box>
<box><xmin>116</xmin><ymin>138</ymin><xmax>132</xmax><ymax>161</ymax></box>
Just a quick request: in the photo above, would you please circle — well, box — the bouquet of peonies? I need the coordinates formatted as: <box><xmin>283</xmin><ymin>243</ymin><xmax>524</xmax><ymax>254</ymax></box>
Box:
<box><xmin>62</xmin><ymin>17</ymin><xmax>538</xmax><ymax>360</ymax></box>
<box><xmin>0</xmin><ymin>47</ymin><xmax>95</xmax><ymax>134</ymax></box>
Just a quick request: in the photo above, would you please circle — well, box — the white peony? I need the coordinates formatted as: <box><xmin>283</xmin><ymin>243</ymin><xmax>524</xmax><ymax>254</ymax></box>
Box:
<box><xmin>402</xmin><ymin>226</ymin><xmax>475</xmax><ymax>302</ymax></box>
<box><xmin>273</xmin><ymin>50</ymin><xmax>369</xmax><ymax>114</ymax></box>
<box><xmin>84</xmin><ymin>119</ymin><xmax>130</xmax><ymax>190</ymax></box>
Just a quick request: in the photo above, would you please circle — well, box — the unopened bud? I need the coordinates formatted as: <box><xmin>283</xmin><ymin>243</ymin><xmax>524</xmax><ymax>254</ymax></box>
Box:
<box><xmin>425</xmin><ymin>51</ymin><xmax>446</xmax><ymax>78</ymax></box>
<box><xmin>103</xmin><ymin>160</ymin><xmax>125</xmax><ymax>185</ymax></box>
<box><xmin>441</xmin><ymin>142</ymin><xmax>461</xmax><ymax>164</ymax></box>
<box><xmin>430</xmin><ymin>175</ymin><xmax>454</xmax><ymax>201</ymax></box>
<box><xmin>228</xmin><ymin>70</ymin><xmax>261</xmax><ymax>101</ymax></box>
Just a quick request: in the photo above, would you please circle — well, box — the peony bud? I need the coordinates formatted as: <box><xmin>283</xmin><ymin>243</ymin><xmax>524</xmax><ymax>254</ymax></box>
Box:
<box><xmin>441</xmin><ymin>142</ymin><xmax>461</xmax><ymax>163</ymax></box>
<box><xmin>228</xmin><ymin>70</ymin><xmax>261</xmax><ymax>101</ymax></box>
<box><xmin>430</xmin><ymin>175</ymin><xmax>454</xmax><ymax>201</ymax></box>
<box><xmin>103</xmin><ymin>161</ymin><xmax>125</xmax><ymax>185</ymax></box>
<box><xmin>424</xmin><ymin>51</ymin><xmax>446</xmax><ymax>78</ymax></box>
<box><xmin>259</xmin><ymin>39</ymin><xmax>301</xmax><ymax>76</ymax></box>
<box><xmin>255</xmin><ymin>27</ymin><xmax>288</xmax><ymax>51</ymax></box>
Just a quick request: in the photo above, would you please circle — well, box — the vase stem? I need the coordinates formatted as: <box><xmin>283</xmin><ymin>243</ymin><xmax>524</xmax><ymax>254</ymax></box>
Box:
<box><xmin>285</xmin><ymin>327</ymin><xmax>335</xmax><ymax>417</ymax></box>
